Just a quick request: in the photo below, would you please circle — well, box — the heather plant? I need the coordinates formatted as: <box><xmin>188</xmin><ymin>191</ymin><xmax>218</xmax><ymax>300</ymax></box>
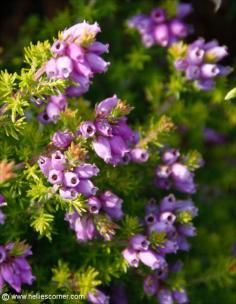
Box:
<box><xmin>0</xmin><ymin>0</ymin><xmax>236</xmax><ymax>303</ymax></box>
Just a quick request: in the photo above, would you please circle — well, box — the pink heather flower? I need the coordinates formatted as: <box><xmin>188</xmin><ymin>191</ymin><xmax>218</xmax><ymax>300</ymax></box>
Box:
<box><xmin>162</xmin><ymin>149</ymin><xmax>180</xmax><ymax>165</ymax></box>
<box><xmin>128</xmin><ymin>4</ymin><xmax>192</xmax><ymax>48</ymax></box>
<box><xmin>169</xmin><ymin>19</ymin><xmax>188</xmax><ymax>38</ymax></box>
<box><xmin>103</xmin><ymin>205</ymin><xmax>124</xmax><ymax>220</ymax></box>
<box><xmin>48</xmin><ymin>169</ymin><xmax>63</xmax><ymax>185</ymax></box>
<box><xmin>159</xmin><ymin>194</ymin><xmax>176</xmax><ymax>212</ymax></box>
<box><xmin>38</xmin><ymin>156</ymin><xmax>51</xmax><ymax>176</ymax></box>
<box><xmin>172</xmin><ymin>288</ymin><xmax>188</xmax><ymax>304</ymax></box>
<box><xmin>122</xmin><ymin>248</ymin><xmax>139</xmax><ymax>267</ymax></box>
<box><xmin>138</xmin><ymin>250</ymin><xmax>166</xmax><ymax>270</ymax></box>
<box><xmin>74</xmin><ymin>216</ymin><xmax>96</xmax><ymax>242</ymax></box>
<box><xmin>52</xmin><ymin>131</ymin><xmax>73</xmax><ymax>149</ymax></box>
<box><xmin>156</xmin><ymin>165</ymin><xmax>172</xmax><ymax>178</ymax></box>
<box><xmin>174</xmin><ymin>38</ymin><xmax>232</xmax><ymax>90</ymax></box>
<box><xmin>159</xmin><ymin>211</ymin><xmax>176</xmax><ymax>225</ymax></box>
<box><xmin>51</xmin><ymin>151</ymin><xmax>66</xmax><ymax>171</ymax></box>
<box><xmin>62</xmin><ymin>21</ymin><xmax>101</xmax><ymax>43</ymax></box>
<box><xmin>129</xmin><ymin>234</ymin><xmax>150</xmax><ymax>251</ymax></box>
<box><xmin>76</xmin><ymin>179</ymin><xmax>98</xmax><ymax>197</ymax></box>
<box><xmin>130</xmin><ymin>148</ymin><xmax>149</xmax><ymax>163</ymax></box>
<box><xmin>56</xmin><ymin>56</ymin><xmax>73</xmax><ymax>78</ymax></box>
<box><xmin>51</xmin><ymin>40</ymin><xmax>67</xmax><ymax>56</ymax></box>
<box><xmin>75</xmin><ymin>163</ymin><xmax>100</xmax><ymax>179</ymax></box>
<box><xmin>205</xmin><ymin>46</ymin><xmax>228</xmax><ymax>62</ymax></box>
<box><xmin>112</xmin><ymin>120</ymin><xmax>135</xmax><ymax>142</ymax></box>
<box><xmin>85</xmin><ymin>53</ymin><xmax>110</xmax><ymax>73</ymax></box>
<box><xmin>59</xmin><ymin>188</ymin><xmax>78</xmax><ymax>200</ymax></box>
<box><xmin>45</xmin><ymin>102</ymin><xmax>61</xmax><ymax>122</ymax></box>
<box><xmin>171</xmin><ymin>163</ymin><xmax>192</xmax><ymax>181</ymax></box>
<box><xmin>95</xmin><ymin>95</ymin><xmax>118</xmax><ymax>117</ymax></box>
<box><xmin>74</xmin><ymin>60</ymin><xmax>92</xmax><ymax>77</ymax></box>
<box><xmin>87</xmin><ymin>42</ymin><xmax>109</xmax><ymax>54</ymax></box>
<box><xmin>95</xmin><ymin>119</ymin><xmax>113</xmax><ymax>137</ymax></box>
<box><xmin>45</xmin><ymin>58</ymin><xmax>58</xmax><ymax>78</ymax></box>
<box><xmin>63</xmin><ymin>172</ymin><xmax>80</xmax><ymax>188</ymax></box>
<box><xmin>50</xmin><ymin>94</ymin><xmax>68</xmax><ymax>110</ymax></box>
<box><xmin>109</xmin><ymin>136</ymin><xmax>130</xmax><ymax>157</ymax></box>
<box><xmin>158</xmin><ymin>240</ymin><xmax>179</xmax><ymax>254</ymax></box>
<box><xmin>188</xmin><ymin>46</ymin><xmax>205</xmax><ymax>65</ymax></box>
<box><xmin>154</xmin><ymin>23</ymin><xmax>170</xmax><ymax>47</ymax></box>
<box><xmin>151</xmin><ymin>8</ymin><xmax>166</xmax><ymax>23</ymax></box>
<box><xmin>45</xmin><ymin>21</ymin><xmax>109</xmax><ymax>98</ymax></box>
<box><xmin>100</xmin><ymin>191</ymin><xmax>123</xmax><ymax>208</ymax></box>
<box><xmin>201</xmin><ymin>64</ymin><xmax>220</xmax><ymax>78</ymax></box>
<box><xmin>80</xmin><ymin>121</ymin><xmax>97</xmax><ymax>138</ymax></box>
<box><xmin>87</xmin><ymin>289</ymin><xmax>110</xmax><ymax>304</ymax></box>
<box><xmin>66</xmin><ymin>43</ymin><xmax>84</xmax><ymax>61</ymax></box>
<box><xmin>92</xmin><ymin>136</ymin><xmax>112</xmax><ymax>163</ymax></box>
<box><xmin>88</xmin><ymin>196</ymin><xmax>102</xmax><ymax>214</ymax></box>
<box><xmin>186</xmin><ymin>65</ymin><xmax>201</xmax><ymax>80</ymax></box>
<box><xmin>157</xmin><ymin>288</ymin><xmax>174</xmax><ymax>304</ymax></box>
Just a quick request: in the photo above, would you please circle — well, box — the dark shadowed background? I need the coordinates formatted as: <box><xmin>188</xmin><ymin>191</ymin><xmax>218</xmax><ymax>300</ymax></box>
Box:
<box><xmin>0</xmin><ymin>0</ymin><xmax>236</xmax><ymax>63</ymax></box>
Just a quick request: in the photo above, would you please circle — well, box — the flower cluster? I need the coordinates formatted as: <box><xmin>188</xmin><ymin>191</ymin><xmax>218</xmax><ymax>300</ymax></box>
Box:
<box><xmin>122</xmin><ymin>193</ymin><xmax>198</xmax><ymax>303</ymax></box>
<box><xmin>34</xmin><ymin>94</ymin><xmax>68</xmax><ymax>124</ymax></box>
<box><xmin>46</xmin><ymin>21</ymin><xmax>109</xmax><ymax>97</ymax></box>
<box><xmin>0</xmin><ymin>195</ymin><xmax>6</xmax><ymax>225</ymax></box>
<box><xmin>128</xmin><ymin>3</ymin><xmax>192</xmax><ymax>48</ymax></box>
<box><xmin>0</xmin><ymin>242</ymin><xmax>35</xmax><ymax>293</ymax></box>
<box><xmin>174</xmin><ymin>38</ymin><xmax>232</xmax><ymax>91</ymax></box>
<box><xmin>65</xmin><ymin>190</ymin><xmax>123</xmax><ymax>242</ymax></box>
<box><xmin>79</xmin><ymin>95</ymin><xmax>149</xmax><ymax>166</ymax></box>
<box><xmin>38</xmin><ymin>130</ymin><xmax>123</xmax><ymax>241</ymax></box>
<box><xmin>155</xmin><ymin>148</ymin><xmax>196</xmax><ymax>194</ymax></box>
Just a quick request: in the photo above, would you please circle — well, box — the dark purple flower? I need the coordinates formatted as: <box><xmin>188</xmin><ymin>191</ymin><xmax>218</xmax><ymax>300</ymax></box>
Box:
<box><xmin>157</xmin><ymin>288</ymin><xmax>174</xmax><ymax>304</ymax></box>
<box><xmin>172</xmin><ymin>288</ymin><xmax>188</xmax><ymax>303</ymax></box>
<box><xmin>143</xmin><ymin>274</ymin><xmax>158</xmax><ymax>296</ymax></box>
<box><xmin>0</xmin><ymin>195</ymin><xmax>6</xmax><ymax>206</ymax></box>
<box><xmin>0</xmin><ymin>210</ymin><xmax>6</xmax><ymax>225</ymax></box>
<box><xmin>0</xmin><ymin>242</ymin><xmax>35</xmax><ymax>292</ymax></box>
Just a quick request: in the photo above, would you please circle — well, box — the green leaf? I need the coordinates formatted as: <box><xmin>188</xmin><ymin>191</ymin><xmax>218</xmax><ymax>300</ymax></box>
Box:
<box><xmin>225</xmin><ymin>87</ymin><xmax>236</xmax><ymax>100</ymax></box>
<box><xmin>76</xmin><ymin>267</ymin><xmax>101</xmax><ymax>297</ymax></box>
<box><xmin>52</xmin><ymin>260</ymin><xmax>71</xmax><ymax>288</ymax></box>
<box><xmin>0</xmin><ymin>70</ymin><xmax>17</xmax><ymax>99</ymax></box>
<box><xmin>31</xmin><ymin>212</ymin><xmax>54</xmax><ymax>240</ymax></box>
